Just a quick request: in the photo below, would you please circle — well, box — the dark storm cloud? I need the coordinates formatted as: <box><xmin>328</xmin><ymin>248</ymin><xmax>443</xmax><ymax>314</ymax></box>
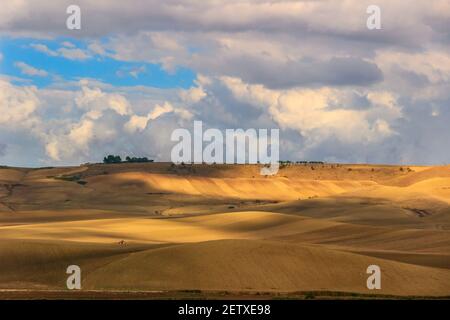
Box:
<box><xmin>195</xmin><ymin>55</ymin><xmax>383</xmax><ymax>89</ymax></box>
<box><xmin>1</xmin><ymin>0</ymin><xmax>446</xmax><ymax>50</ymax></box>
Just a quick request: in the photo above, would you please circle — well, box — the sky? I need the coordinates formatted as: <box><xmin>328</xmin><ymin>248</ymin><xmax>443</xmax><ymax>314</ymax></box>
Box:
<box><xmin>0</xmin><ymin>0</ymin><xmax>449</xmax><ymax>167</ymax></box>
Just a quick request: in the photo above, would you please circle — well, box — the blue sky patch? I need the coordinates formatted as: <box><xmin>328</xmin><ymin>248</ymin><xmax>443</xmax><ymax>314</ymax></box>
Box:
<box><xmin>0</xmin><ymin>37</ymin><xmax>196</xmax><ymax>89</ymax></box>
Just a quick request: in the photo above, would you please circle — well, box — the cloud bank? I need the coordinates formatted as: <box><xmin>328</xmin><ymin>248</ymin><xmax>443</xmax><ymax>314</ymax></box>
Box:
<box><xmin>0</xmin><ymin>1</ymin><xmax>449</xmax><ymax>166</ymax></box>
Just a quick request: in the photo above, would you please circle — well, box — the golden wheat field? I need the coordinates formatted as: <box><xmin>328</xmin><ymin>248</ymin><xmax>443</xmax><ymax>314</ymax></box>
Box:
<box><xmin>0</xmin><ymin>162</ymin><xmax>449</xmax><ymax>298</ymax></box>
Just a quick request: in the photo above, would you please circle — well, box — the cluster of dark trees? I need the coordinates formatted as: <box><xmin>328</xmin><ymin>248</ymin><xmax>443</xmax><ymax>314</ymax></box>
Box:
<box><xmin>125</xmin><ymin>156</ymin><xmax>154</xmax><ymax>163</ymax></box>
<box><xmin>103</xmin><ymin>155</ymin><xmax>154</xmax><ymax>164</ymax></box>
<box><xmin>301</xmin><ymin>161</ymin><xmax>325</xmax><ymax>165</ymax></box>
<box><xmin>103</xmin><ymin>155</ymin><xmax>122</xmax><ymax>163</ymax></box>
<box><xmin>279</xmin><ymin>160</ymin><xmax>325</xmax><ymax>165</ymax></box>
